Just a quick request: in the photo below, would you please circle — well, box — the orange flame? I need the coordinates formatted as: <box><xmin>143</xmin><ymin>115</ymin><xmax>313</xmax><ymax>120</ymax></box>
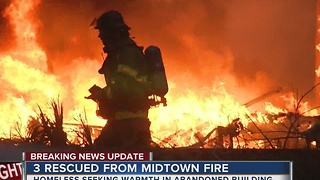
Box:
<box><xmin>0</xmin><ymin>0</ymin><xmax>318</xmax><ymax>148</ymax></box>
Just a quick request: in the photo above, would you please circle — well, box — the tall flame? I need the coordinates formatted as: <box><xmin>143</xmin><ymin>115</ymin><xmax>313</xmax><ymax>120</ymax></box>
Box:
<box><xmin>0</xmin><ymin>0</ymin><xmax>60</xmax><ymax>138</ymax></box>
<box><xmin>3</xmin><ymin>0</ymin><xmax>46</xmax><ymax>69</ymax></box>
<box><xmin>0</xmin><ymin>0</ymin><xmax>104</xmax><ymax>139</ymax></box>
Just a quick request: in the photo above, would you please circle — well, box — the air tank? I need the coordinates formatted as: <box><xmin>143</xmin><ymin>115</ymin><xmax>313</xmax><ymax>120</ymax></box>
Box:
<box><xmin>144</xmin><ymin>45</ymin><xmax>169</xmax><ymax>97</ymax></box>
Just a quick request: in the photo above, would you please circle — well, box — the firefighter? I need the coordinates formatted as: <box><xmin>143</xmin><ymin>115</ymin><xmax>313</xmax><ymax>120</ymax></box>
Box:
<box><xmin>90</xmin><ymin>10</ymin><xmax>152</xmax><ymax>149</ymax></box>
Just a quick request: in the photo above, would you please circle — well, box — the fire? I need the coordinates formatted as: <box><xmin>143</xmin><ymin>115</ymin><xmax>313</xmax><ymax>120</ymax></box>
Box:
<box><xmin>0</xmin><ymin>0</ymin><xmax>318</xmax><ymax>148</ymax></box>
<box><xmin>149</xmin><ymin>83</ymin><xmax>251</xmax><ymax>146</ymax></box>
<box><xmin>0</xmin><ymin>0</ymin><xmax>105</xmax><ymax>139</ymax></box>
<box><xmin>0</xmin><ymin>0</ymin><xmax>55</xmax><ymax>138</ymax></box>
<box><xmin>3</xmin><ymin>0</ymin><xmax>46</xmax><ymax>70</ymax></box>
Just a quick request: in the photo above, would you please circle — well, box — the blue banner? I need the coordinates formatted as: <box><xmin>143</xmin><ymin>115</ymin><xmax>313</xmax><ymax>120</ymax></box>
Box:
<box><xmin>25</xmin><ymin>161</ymin><xmax>291</xmax><ymax>175</ymax></box>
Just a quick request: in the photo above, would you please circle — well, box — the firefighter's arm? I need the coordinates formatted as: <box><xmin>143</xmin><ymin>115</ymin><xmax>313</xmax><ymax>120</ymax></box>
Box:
<box><xmin>85</xmin><ymin>84</ymin><xmax>109</xmax><ymax>101</ymax></box>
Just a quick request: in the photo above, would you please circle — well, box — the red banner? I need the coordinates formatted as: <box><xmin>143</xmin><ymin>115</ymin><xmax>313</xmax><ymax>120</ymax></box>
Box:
<box><xmin>25</xmin><ymin>152</ymin><xmax>151</xmax><ymax>161</ymax></box>
<box><xmin>0</xmin><ymin>163</ymin><xmax>22</xmax><ymax>180</ymax></box>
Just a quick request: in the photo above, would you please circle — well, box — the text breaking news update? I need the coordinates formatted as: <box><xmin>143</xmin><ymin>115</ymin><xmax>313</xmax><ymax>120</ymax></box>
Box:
<box><xmin>21</xmin><ymin>152</ymin><xmax>293</xmax><ymax>180</ymax></box>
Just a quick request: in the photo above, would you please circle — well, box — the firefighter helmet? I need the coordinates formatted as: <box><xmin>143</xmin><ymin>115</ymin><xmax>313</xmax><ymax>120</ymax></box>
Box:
<box><xmin>92</xmin><ymin>10</ymin><xmax>130</xmax><ymax>30</ymax></box>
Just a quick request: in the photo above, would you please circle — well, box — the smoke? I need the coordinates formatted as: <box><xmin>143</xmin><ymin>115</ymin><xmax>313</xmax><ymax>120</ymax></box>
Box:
<box><xmin>34</xmin><ymin>0</ymin><xmax>228</xmax><ymax>77</ymax></box>
<box><xmin>0</xmin><ymin>0</ymin><xmax>317</xmax><ymax>103</ymax></box>
<box><xmin>224</xmin><ymin>0</ymin><xmax>317</xmax><ymax>95</ymax></box>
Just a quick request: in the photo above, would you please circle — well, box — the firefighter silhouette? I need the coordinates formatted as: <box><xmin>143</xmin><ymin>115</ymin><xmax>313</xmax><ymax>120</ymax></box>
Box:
<box><xmin>87</xmin><ymin>10</ymin><xmax>168</xmax><ymax>149</ymax></box>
